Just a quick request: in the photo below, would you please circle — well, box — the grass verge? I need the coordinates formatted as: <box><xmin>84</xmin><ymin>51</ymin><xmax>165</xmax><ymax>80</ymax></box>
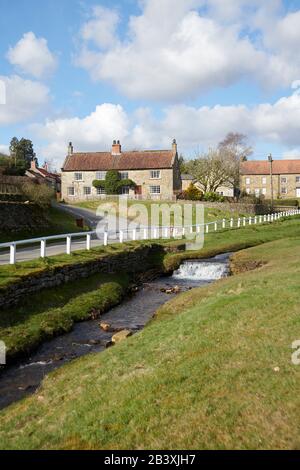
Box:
<box><xmin>0</xmin><ymin>236</ymin><xmax>300</xmax><ymax>449</ymax></box>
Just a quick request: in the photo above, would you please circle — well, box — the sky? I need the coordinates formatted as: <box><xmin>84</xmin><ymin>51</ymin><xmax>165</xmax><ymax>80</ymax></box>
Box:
<box><xmin>1</xmin><ymin>0</ymin><xmax>300</xmax><ymax>170</ymax></box>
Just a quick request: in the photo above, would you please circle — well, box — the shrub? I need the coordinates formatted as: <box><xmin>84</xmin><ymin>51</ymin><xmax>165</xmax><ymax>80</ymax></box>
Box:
<box><xmin>93</xmin><ymin>170</ymin><xmax>136</xmax><ymax>195</ymax></box>
<box><xmin>203</xmin><ymin>192</ymin><xmax>225</xmax><ymax>202</ymax></box>
<box><xmin>182</xmin><ymin>183</ymin><xmax>203</xmax><ymax>201</ymax></box>
<box><xmin>21</xmin><ymin>181</ymin><xmax>54</xmax><ymax>207</ymax></box>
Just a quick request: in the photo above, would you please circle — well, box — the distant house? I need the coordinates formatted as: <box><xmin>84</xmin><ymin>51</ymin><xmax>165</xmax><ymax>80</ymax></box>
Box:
<box><xmin>181</xmin><ymin>174</ymin><xmax>234</xmax><ymax>197</ymax></box>
<box><xmin>61</xmin><ymin>140</ymin><xmax>181</xmax><ymax>201</ymax></box>
<box><xmin>26</xmin><ymin>159</ymin><xmax>61</xmax><ymax>193</ymax></box>
<box><xmin>240</xmin><ymin>159</ymin><xmax>300</xmax><ymax>199</ymax></box>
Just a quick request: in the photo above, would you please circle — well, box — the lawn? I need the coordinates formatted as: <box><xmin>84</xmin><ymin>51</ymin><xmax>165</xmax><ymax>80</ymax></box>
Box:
<box><xmin>0</xmin><ymin>206</ymin><xmax>88</xmax><ymax>244</ymax></box>
<box><xmin>74</xmin><ymin>199</ymin><xmax>252</xmax><ymax>226</ymax></box>
<box><xmin>1</xmin><ymin>235</ymin><xmax>300</xmax><ymax>449</ymax></box>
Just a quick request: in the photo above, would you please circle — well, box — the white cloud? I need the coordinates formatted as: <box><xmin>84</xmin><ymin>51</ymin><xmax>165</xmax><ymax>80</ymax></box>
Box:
<box><xmin>0</xmin><ymin>145</ymin><xmax>9</xmax><ymax>155</ymax></box>
<box><xmin>32</xmin><ymin>87</ymin><xmax>300</xmax><ymax>167</ymax></box>
<box><xmin>80</xmin><ymin>5</ymin><xmax>120</xmax><ymax>49</ymax></box>
<box><xmin>282</xmin><ymin>149</ymin><xmax>300</xmax><ymax>160</ymax></box>
<box><xmin>7</xmin><ymin>32</ymin><xmax>57</xmax><ymax>79</ymax></box>
<box><xmin>75</xmin><ymin>0</ymin><xmax>300</xmax><ymax>101</ymax></box>
<box><xmin>0</xmin><ymin>75</ymin><xmax>50</xmax><ymax>125</ymax></box>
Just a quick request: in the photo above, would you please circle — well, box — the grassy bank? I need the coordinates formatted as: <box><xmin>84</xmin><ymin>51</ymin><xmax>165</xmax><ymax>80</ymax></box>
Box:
<box><xmin>0</xmin><ymin>272</ymin><xmax>129</xmax><ymax>362</ymax></box>
<box><xmin>1</xmin><ymin>236</ymin><xmax>300</xmax><ymax>449</ymax></box>
<box><xmin>0</xmin><ymin>206</ymin><xmax>88</xmax><ymax>244</ymax></box>
<box><xmin>1</xmin><ymin>216</ymin><xmax>300</xmax><ymax>291</ymax></box>
<box><xmin>74</xmin><ymin>199</ymin><xmax>252</xmax><ymax>226</ymax></box>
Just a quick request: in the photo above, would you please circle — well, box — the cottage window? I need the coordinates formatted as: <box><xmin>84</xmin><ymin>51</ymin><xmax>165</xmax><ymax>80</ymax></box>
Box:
<box><xmin>262</xmin><ymin>177</ymin><xmax>267</xmax><ymax>185</ymax></box>
<box><xmin>281</xmin><ymin>177</ymin><xmax>287</xmax><ymax>184</ymax></box>
<box><xmin>74</xmin><ymin>172</ymin><xmax>83</xmax><ymax>181</ymax></box>
<box><xmin>121</xmin><ymin>186</ymin><xmax>129</xmax><ymax>195</ymax></box>
<box><xmin>281</xmin><ymin>187</ymin><xmax>287</xmax><ymax>194</ymax></box>
<box><xmin>262</xmin><ymin>188</ymin><xmax>266</xmax><ymax>195</ymax></box>
<box><xmin>120</xmin><ymin>172</ymin><xmax>129</xmax><ymax>180</ymax></box>
<box><xmin>246</xmin><ymin>188</ymin><xmax>251</xmax><ymax>194</ymax></box>
<box><xmin>96</xmin><ymin>187</ymin><xmax>106</xmax><ymax>195</ymax></box>
<box><xmin>68</xmin><ymin>187</ymin><xmax>75</xmax><ymax>196</ymax></box>
<box><xmin>150</xmin><ymin>170</ymin><xmax>161</xmax><ymax>179</ymax></box>
<box><xmin>150</xmin><ymin>185</ymin><xmax>161</xmax><ymax>194</ymax></box>
<box><xmin>246</xmin><ymin>177</ymin><xmax>251</xmax><ymax>185</ymax></box>
<box><xmin>255</xmin><ymin>188</ymin><xmax>260</xmax><ymax>197</ymax></box>
<box><xmin>296</xmin><ymin>176</ymin><xmax>300</xmax><ymax>183</ymax></box>
<box><xmin>96</xmin><ymin>171</ymin><xmax>106</xmax><ymax>180</ymax></box>
<box><xmin>84</xmin><ymin>186</ymin><xmax>91</xmax><ymax>195</ymax></box>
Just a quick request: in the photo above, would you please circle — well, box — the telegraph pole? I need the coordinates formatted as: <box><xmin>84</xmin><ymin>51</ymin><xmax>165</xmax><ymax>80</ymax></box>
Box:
<box><xmin>268</xmin><ymin>154</ymin><xmax>274</xmax><ymax>210</ymax></box>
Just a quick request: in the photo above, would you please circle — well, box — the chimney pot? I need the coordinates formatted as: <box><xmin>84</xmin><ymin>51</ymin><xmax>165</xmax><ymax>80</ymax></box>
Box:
<box><xmin>112</xmin><ymin>140</ymin><xmax>122</xmax><ymax>155</ymax></box>
<box><xmin>172</xmin><ymin>138</ymin><xmax>177</xmax><ymax>154</ymax></box>
<box><xmin>68</xmin><ymin>142</ymin><xmax>74</xmax><ymax>156</ymax></box>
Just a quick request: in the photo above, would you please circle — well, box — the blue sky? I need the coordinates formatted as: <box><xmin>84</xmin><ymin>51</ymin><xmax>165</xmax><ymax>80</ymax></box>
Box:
<box><xmin>1</xmin><ymin>0</ymin><xmax>300</xmax><ymax>169</ymax></box>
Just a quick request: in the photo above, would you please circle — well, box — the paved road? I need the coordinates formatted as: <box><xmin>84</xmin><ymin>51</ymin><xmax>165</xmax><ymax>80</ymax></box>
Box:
<box><xmin>0</xmin><ymin>203</ymin><xmax>143</xmax><ymax>265</ymax></box>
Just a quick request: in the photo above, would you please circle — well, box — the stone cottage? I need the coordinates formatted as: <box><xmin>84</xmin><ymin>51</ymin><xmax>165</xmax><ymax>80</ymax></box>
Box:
<box><xmin>61</xmin><ymin>140</ymin><xmax>181</xmax><ymax>201</ymax></box>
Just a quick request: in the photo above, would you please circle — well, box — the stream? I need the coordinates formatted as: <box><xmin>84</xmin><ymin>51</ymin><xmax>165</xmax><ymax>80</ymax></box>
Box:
<box><xmin>0</xmin><ymin>253</ymin><xmax>230</xmax><ymax>410</ymax></box>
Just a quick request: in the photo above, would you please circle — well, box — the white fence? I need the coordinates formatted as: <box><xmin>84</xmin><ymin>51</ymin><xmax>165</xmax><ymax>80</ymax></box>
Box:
<box><xmin>0</xmin><ymin>210</ymin><xmax>299</xmax><ymax>265</ymax></box>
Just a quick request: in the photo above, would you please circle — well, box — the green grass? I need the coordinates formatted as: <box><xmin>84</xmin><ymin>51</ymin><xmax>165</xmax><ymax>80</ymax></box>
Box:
<box><xmin>0</xmin><ymin>206</ymin><xmax>88</xmax><ymax>244</ymax></box>
<box><xmin>74</xmin><ymin>199</ymin><xmax>252</xmax><ymax>225</ymax></box>
<box><xmin>1</xmin><ymin>236</ymin><xmax>300</xmax><ymax>449</ymax></box>
<box><xmin>1</xmin><ymin>217</ymin><xmax>300</xmax><ymax>292</ymax></box>
<box><xmin>0</xmin><ymin>271</ymin><xmax>129</xmax><ymax>362</ymax></box>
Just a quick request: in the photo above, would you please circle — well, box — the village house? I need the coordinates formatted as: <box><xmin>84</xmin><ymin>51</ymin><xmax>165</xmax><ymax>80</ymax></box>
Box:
<box><xmin>240</xmin><ymin>159</ymin><xmax>300</xmax><ymax>199</ymax></box>
<box><xmin>26</xmin><ymin>159</ymin><xmax>61</xmax><ymax>193</ymax></box>
<box><xmin>61</xmin><ymin>140</ymin><xmax>181</xmax><ymax>201</ymax></box>
<box><xmin>181</xmin><ymin>174</ymin><xmax>234</xmax><ymax>197</ymax></box>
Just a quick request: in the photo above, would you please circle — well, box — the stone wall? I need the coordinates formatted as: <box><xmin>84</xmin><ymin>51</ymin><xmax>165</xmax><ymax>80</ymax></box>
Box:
<box><xmin>0</xmin><ymin>243</ymin><xmax>182</xmax><ymax>310</ymax></box>
<box><xmin>180</xmin><ymin>200</ymin><xmax>268</xmax><ymax>215</ymax></box>
<box><xmin>0</xmin><ymin>202</ymin><xmax>51</xmax><ymax>233</ymax></box>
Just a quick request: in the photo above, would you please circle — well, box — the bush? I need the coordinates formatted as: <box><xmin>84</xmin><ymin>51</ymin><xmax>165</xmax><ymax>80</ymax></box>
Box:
<box><xmin>21</xmin><ymin>181</ymin><xmax>54</xmax><ymax>207</ymax></box>
<box><xmin>93</xmin><ymin>170</ymin><xmax>136</xmax><ymax>195</ymax></box>
<box><xmin>182</xmin><ymin>183</ymin><xmax>203</xmax><ymax>200</ymax></box>
<box><xmin>203</xmin><ymin>192</ymin><xmax>225</xmax><ymax>202</ymax></box>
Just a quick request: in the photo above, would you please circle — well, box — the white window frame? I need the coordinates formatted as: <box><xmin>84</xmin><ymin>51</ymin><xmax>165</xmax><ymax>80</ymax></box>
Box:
<box><xmin>150</xmin><ymin>170</ymin><xmax>161</xmax><ymax>179</ymax></box>
<box><xmin>121</xmin><ymin>186</ymin><xmax>130</xmax><ymax>195</ymax></box>
<box><xmin>281</xmin><ymin>177</ymin><xmax>287</xmax><ymax>184</ymax></box>
<box><xmin>74</xmin><ymin>172</ymin><xmax>83</xmax><ymax>181</ymax></box>
<box><xmin>96</xmin><ymin>171</ymin><xmax>106</xmax><ymax>180</ymax></box>
<box><xmin>83</xmin><ymin>186</ymin><xmax>91</xmax><ymax>196</ymax></box>
<box><xmin>246</xmin><ymin>177</ymin><xmax>251</xmax><ymax>185</ymax></box>
<box><xmin>262</xmin><ymin>177</ymin><xmax>267</xmax><ymax>185</ymax></box>
<box><xmin>281</xmin><ymin>187</ymin><xmax>287</xmax><ymax>194</ymax></box>
<box><xmin>262</xmin><ymin>188</ymin><xmax>266</xmax><ymax>195</ymax></box>
<box><xmin>120</xmin><ymin>172</ymin><xmax>129</xmax><ymax>180</ymax></box>
<box><xmin>150</xmin><ymin>185</ymin><xmax>161</xmax><ymax>195</ymax></box>
<box><xmin>96</xmin><ymin>187</ymin><xmax>106</xmax><ymax>195</ymax></box>
<box><xmin>67</xmin><ymin>187</ymin><xmax>75</xmax><ymax>196</ymax></box>
<box><xmin>246</xmin><ymin>188</ymin><xmax>251</xmax><ymax>194</ymax></box>
<box><xmin>255</xmin><ymin>188</ymin><xmax>260</xmax><ymax>197</ymax></box>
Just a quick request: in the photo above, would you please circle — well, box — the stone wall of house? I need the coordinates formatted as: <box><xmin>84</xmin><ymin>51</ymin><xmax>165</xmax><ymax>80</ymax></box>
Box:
<box><xmin>0</xmin><ymin>202</ymin><xmax>51</xmax><ymax>233</ymax></box>
<box><xmin>241</xmin><ymin>174</ymin><xmax>300</xmax><ymax>198</ymax></box>
<box><xmin>61</xmin><ymin>168</ymin><xmax>176</xmax><ymax>202</ymax></box>
<box><xmin>0</xmin><ymin>243</ymin><xmax>184</xmax><ymax>310</ymax></box>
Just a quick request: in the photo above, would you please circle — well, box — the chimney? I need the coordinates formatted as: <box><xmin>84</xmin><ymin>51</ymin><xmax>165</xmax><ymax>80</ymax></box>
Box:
<box><xmin>68</xmin><ymin>142</ymin><xmax>74</xmax><ymax>156</ymax></box>
<box><xmin>43</xmin><ymin>161</ymin><xmax>48</xmax><ymax>172</ymax></box>
<box><xmin>30</xmin><ymin>158</ymin><xmax>37</xmax><ymax>171</ymax></box>
<box><xmin>112</xmin><ymin>140</ymin><xmax>122</xmax><ymax>155</ymax></box>
<box><xmin>172</xmin><ymin>138</ymin><xmax>177</xmax><ymax>154</ymax></box>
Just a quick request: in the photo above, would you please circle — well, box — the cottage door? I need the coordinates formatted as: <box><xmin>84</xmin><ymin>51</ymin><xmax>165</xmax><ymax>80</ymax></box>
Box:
<box><xmin>135</xmin><ymin>185</ymin><xmax>142</xmax><ymax>196</ymax></box>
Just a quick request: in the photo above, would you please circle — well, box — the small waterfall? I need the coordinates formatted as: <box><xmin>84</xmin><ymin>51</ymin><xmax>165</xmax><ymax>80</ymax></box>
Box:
<box><xmin>173</xmin><ymin>260</ymin><xmax>229</xmax><ymax>281</ymax></box>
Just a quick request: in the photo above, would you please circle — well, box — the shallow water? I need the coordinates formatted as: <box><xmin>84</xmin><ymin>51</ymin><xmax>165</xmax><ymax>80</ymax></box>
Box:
<box><xmin>0</xmin><ymin>253</ymin><xmax>230</xmax><ymax>410</ymax></box>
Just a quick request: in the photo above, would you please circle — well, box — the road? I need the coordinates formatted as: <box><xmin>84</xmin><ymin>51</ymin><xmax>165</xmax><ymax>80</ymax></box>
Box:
<box><xmin>0</xmin><ymin>203</ymin><xmax>143</xmax><ymax>265</ymax></box>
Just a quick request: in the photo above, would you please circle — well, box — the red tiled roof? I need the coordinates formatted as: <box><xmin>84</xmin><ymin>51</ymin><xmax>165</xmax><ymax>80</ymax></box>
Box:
<box><xmin>240</xmin><ymin>159</ymin><xmax>300</xmax><ymax>175</ymax></box>
<box><xmin>37</xmin><ymin>168</ymin><xmax>60</xmax><ymax>180</ymax></box>
<box><xmin>62</xmin><ymin>150</ymin><xmax>175</xmax><ymax>171</ymax></box>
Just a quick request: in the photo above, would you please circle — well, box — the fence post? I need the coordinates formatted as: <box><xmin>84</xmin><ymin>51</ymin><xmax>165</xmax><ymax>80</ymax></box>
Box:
<box><xmin>132</xmin><ymin>229</ymin><xmax>136</xmax><ymax>241</ymax></box>
<box><xmin>104</xmin><ymin>231</ymin><xmax>108</xmax><ymax>246</ymax></box>
<box><xmin>230</xmin><ymin>218</ymin><xmax>233</xmax><ymax>228</ymax></box>
<box><xmin>254</xmin><ymin>216</ymin><xmax>257</xmax><ymax>224</ymax></box>
<box><xmin>243</xmin><ymin>217</ymin><xmax>246</xmax><ymax>226</ymax></box>
<box><xmin>206</xmin><ymin>224</ymin><xmax>209</xmax><ymax>234</ymax></box>
<box><xmin>143</xmin><ymin>228</ymin><xmax>148</xmax><ymax>240</ymax></box>
<box><xmin>164</xmin><ymin>227</ymin><xmax>168</xmax><ymax>238</ymax></box>
<box><xmin>182</xmin><ymin>227</ymin><xmax>185</xmax><ymax>236</ymax></box>
<box><xmin>66</xmin><ymin>236</ymin><xmax>72</xmax><ymax>255</ymax></box>
<box><xmin>190</xmin><ymin>226</ymin><xmax>193</xmax><ymax>234</ymax></box>
<box><xmin>249</xmin><ymin>217</ymin><xmax>252</xmax><ymax>225</ymax></box>
<box><xmin>222</xmin><ymin>219</ymin><xmax>226</xmax><ymax>229</ymax></box>
<box><xmin>237</xmin><ymin>218</ymin><xmax>241</xmax><ymax>228</ymax></box>
<box><xmin>119</xmin><ymin>230</ymin><xmax>124</xmax><ymax>243</ymax></box>
<box><xmin>10</xmin><ymin>243</ymin><xmax>16</xmax><ymax>265</ymax></box>
<box><xmin>41</xmin><ymin>239</ymin><xmax>46</xmax><ymax>258</ymax></box>
<box><xmin>215</xmin><ymin>222</ymin><xmax>218</xmax><ymax>231</ymax></box>
<box><xmin>86</xmin><ymin>233</ymin><xmax>91</xmax><ymax>251</ymax></box>
<box><xmin>259</xmin><ymin>216</ymin><xmax>262</xmax><ymax>224</ymax></box>
<box><xmin>153</xmin><ymin>228</ymin><xmax>158</xmax><ymax>239</ymax></box>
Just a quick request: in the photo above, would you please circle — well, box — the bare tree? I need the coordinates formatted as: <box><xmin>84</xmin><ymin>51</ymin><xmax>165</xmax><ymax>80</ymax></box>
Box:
<box><xmin>218</xmin><ymin>133</ymin><xmax>253</xmax><ymax>187</ymax></box>
<box><xmin>185</xmin><ymin>148</ymin><xmax>235</xmax><ymax>193</ymax></box>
